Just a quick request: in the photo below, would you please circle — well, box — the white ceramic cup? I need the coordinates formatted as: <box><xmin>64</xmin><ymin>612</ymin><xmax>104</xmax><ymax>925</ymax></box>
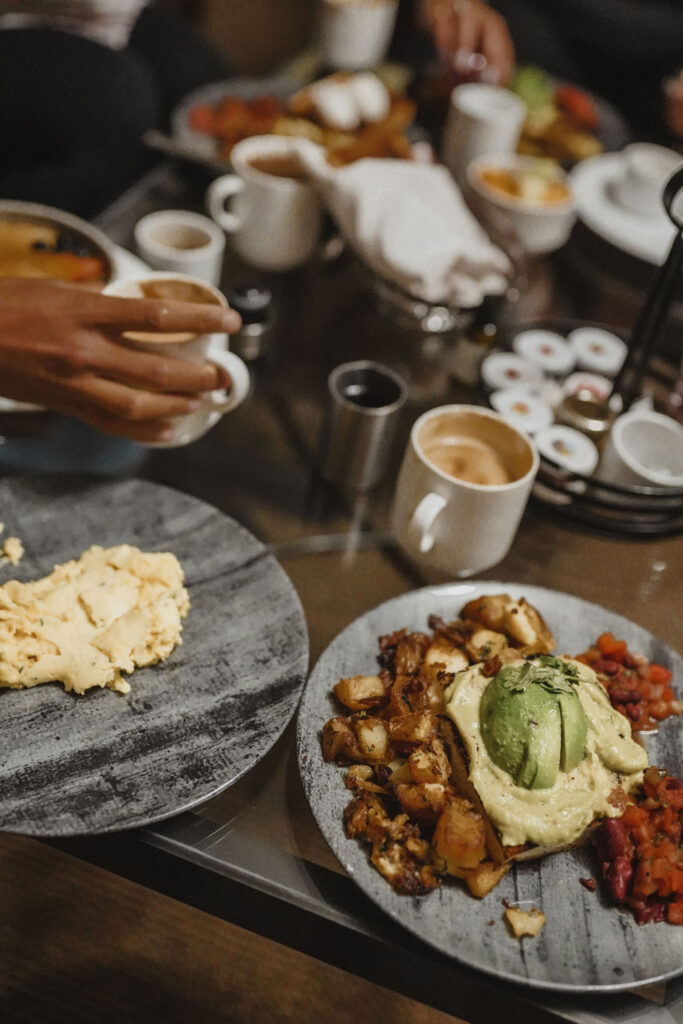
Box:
<box><xmin>614</xmin><ymin>143</ymin><xmax>683</xmax><ymax>217</ymax></box>
<box><xmin>442</xmin><ymin>84</ymin><xmax>527</xmax><ymax>186</ymax></box>
<box><xmin>598</xmin><ymin>409</ymin><xmax>683</xmax><ymax>489</ymax></box>
<box><xmin>391</xmin><ymin>404</ymin><xmax>539</xmax><ymax>577</ymax></box>
<box><xmin>134</xmin><ymin>209</ymin><xmax>226</xmax><ymax>286</ymax></box>
<box><xmin>206</xmin><ymin>136</ymin><xmax>324</xmax><ymax>272</ymax></box>
<box><xmin>104</xmin><ymin>273</ymin><xmax>250</xmax><ymax>448</ymax></box>
<box><xmin>319</xmin><ymin>0</ymin><xmax>399</xmax><ymax>71</ymax></box>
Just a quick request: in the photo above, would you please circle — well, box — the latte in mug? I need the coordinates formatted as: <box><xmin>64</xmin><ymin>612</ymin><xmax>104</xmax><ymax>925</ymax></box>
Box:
<box><xmin>391</xmin><ymin>405</ymin><xmax>539</xmax><ymax>577</ymax></box>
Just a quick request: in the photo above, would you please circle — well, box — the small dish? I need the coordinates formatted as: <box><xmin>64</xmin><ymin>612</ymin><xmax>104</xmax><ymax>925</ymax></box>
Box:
<box><xmin>512</xmin><ymin>329</ymin><xmax>576</xmax><ymax>376</ymax></box>
<box><xmin>535</xmin><ymin>424</ymin><xmax>600</xmax><ymax>475</ymax></box>
<box><xmin>568</xmin><ymin>326</ymin><xmax>627</xmax><ymax>376</ymax></box>
<box><xmin>480</xmin><ymin>351</ymin><xmax>544</xmax><ymax>392</ymax></box>
<box><xmin>467</xmin><ymin>153</ymin><xmax>576</xmax><ymax>255</ymax></box>
<box><xmin>489</xmin><ymin>387</ymin><xmax>554</xmax><ymax>434</ymax></box>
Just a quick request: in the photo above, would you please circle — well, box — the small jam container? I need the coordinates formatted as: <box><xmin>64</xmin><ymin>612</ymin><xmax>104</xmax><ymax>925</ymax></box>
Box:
<box><xmin>489</xmin><ymin>388</ymin><xmax>554</xmax><ymax>435</ymax></box>
<box><xmin>556</xmin><ymin>389</ymin><xmax>615</xmax><ymax>446</ymax></box>
<box><xmin>568</xmin><ymin>327</ymin><xmax>627</xmax><ymax>377</ymax></box>
<box><xmin>535</xmin><ymin>424</ymin><xmax>599</xmax><ymax>476</ymax></box>
<box><xmin>563</xmin><ymin>371</ymin><xmax>612</xmax><ymax>402</ymax></box>
<box><xmin>512</xmin><ymin>329</ymin><xmax>576</xmax><ymax>377</ymax></box>
<box><xmin>480</xmin><ymin>351</ymin><xmax>544</xmax><ymax>393</ymax></box>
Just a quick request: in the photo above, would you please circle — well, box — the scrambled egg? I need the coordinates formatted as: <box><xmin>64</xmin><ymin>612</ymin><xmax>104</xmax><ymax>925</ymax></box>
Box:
<box><xmin>0</xmin><ymin>544</ymin><xmax>189</xmax><ymax>695</ymax></box>
<box><xmin>0</xmin><ymin>523</ymin><xmax>24</xmax><ymax>566</ymax></box>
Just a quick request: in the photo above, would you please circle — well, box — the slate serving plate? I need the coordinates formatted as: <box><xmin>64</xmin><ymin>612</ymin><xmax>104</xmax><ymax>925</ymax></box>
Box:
<box><xmin>0</xmin><ymin>476</ymin><xmax>308</xmax><ymax>836</ymax></box>
<box><xmin>297</xmin><ymin>581</ymin><xmax>683</xmax><ymax>993</ymax></box>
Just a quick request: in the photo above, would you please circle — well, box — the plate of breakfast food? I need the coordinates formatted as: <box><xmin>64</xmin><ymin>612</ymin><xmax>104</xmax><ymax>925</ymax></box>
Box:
<box><xmin>297</xmin><ymin>582</ymin><xmax>683</xmax><ymax>992</ymax></box>
<box><xmin>0</xmin><ymin>476</ymin><xmax>308</xmax><ymax>836</ymax></box>
<box><xmin>172</xmin><ymin>70</ymin><xmax>422</xmax><ymax>169</ymax></box>
<box><xmin>510</xmin><ymin>67</ymin><xmax>630</xmax><ymax>167</ymax></box>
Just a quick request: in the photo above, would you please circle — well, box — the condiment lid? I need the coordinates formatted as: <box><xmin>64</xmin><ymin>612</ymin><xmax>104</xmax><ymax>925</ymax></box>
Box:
<box><xmin>489</xmin><ymin>388</ymin><xmax>554</xmax><ymax>435</ymax></box>
<box><xmin>556</xmin><ymin>390</ymin><xmax>614</xmax><ymax>439</ymax></box>
<box><xmin>480</xmin><ymin>352</ymin><xmax>544</xmax><ymax>392</ymax></box>
<box><xmin>512</xmin><ymin>330</ymin><xmax>576</xmax><ymax>376</ymax></box>
<box><xmin>568</xmin><ymin>327</ymin><xmax>627</xmax><ymax>377</ymax></box>
<box><xmin>535</xmin><ymin>425</ymin><xmax>599</xmax><ymax>475</ymax></box>
<box><xmin>563</xmin><ymin>371</ymin><xmax>612</xmax><ymax>402</ymax></box>
<box><xmin>226</xmin><ymin>284</ymin><xmax>273</xmax><ymax>325</ymax></box>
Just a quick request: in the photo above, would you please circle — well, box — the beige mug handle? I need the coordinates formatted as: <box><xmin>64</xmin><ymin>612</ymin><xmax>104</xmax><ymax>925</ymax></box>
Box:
<box><xmin>207</xmin><ymin>176</ymin><xmax>244</xmax><ymax>234</ymax></box>
<box><xmin>207</xmin><ymin>349</ymin><xmax>251</xmax><ymax>413</ymax></box>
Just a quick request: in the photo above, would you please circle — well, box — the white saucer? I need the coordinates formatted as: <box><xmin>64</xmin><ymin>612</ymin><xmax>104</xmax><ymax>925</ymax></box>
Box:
<box><xmin>570</xmin><ymin>152</ymin><xmax>676</xmax><ymax>265</ymax></box>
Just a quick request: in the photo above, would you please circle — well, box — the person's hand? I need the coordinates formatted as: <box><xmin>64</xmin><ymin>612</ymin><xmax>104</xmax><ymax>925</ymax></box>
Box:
<box><xmin>0</xmin><ymin>278</ymin><xmax>242</xmax><ymax>443</ymax></box>
<box><xmin>420</xmin><ymin>0</ymin><xmax>516</xmax><ymax>87</ymax></box>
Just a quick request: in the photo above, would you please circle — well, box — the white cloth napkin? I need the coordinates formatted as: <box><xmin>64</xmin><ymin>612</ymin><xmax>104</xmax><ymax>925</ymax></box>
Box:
<box><xmin>299</xmin><ymin>146</ymin><xmax>512</xmax><ymax>309</ymax></box>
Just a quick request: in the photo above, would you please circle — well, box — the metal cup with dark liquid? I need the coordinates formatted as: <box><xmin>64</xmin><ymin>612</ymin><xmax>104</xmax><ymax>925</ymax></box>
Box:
<box><xmin>320</xmin><ymin>360</ymin><xmax>409</xmax><ymax>492</ymax></box>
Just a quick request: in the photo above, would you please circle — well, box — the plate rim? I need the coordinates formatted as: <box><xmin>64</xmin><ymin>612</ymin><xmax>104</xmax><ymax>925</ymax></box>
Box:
<box><xmin>297</xmin><ymin>579</ymin><xmax>683</xmax><ymax>994</ymax></box>
<box><xmin>570</xmin><ymin>152</ymin><xmax>676</xmax><ymax>265</ymax></box>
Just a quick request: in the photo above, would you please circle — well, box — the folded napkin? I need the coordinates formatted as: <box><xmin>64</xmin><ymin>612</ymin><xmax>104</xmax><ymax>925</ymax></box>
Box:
<box><xmin>299</xmin><ymin>147</ymin><xmax>512</xmax><ymax>309</ymax></box>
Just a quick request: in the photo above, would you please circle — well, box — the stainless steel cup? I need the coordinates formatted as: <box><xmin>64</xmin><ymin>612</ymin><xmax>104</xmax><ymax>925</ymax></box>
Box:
<box><xmin>320</xmin><ymin>360</ymin><xmax>409</xmax><ymax>491</ymax></box>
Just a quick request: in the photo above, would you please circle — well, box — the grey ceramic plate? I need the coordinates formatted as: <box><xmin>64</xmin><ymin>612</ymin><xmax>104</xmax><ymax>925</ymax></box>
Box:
<box><xmin>297</xmin><ymin>581</ymin><xmax>683</xmax><ymax>993</ymax></box>
<box><xmin>0</xmin><ymin>476</ymin><xmax>308</xmax><ymax>837</ymax></box>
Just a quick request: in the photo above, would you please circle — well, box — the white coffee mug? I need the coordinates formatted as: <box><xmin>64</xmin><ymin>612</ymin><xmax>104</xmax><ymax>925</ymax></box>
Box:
<box><xmin>391</xmin><ymin>404</ymin><xmax>539</xmax><ymax>577</ymax></box>
<box><xmin>598</xmin><ymin>409</ymin><xmax>683</xmax><ymax>489</ymax></box>
<box><xmin>442</xmin><ymin>83</ymin><xmax>527</xmax><ymax>186</ymax></box>
<box><xmin>134</xmin><ymin>209</ymin><xmax>226</xmax><ymax>286</ymax></box>
<box><xmin>105</xmin><ymin>273</ymin><xmax>250</xmax><ymax>448</ymax></box>
<box><xmin>206</xmin><ymin>136</ymin><xmax>323</xmax><ymax>272</ymax></box>
<box><xmin>319</xmin><ymin>0</ymin><xmax>399</xmax><ymax>71</ymax></box>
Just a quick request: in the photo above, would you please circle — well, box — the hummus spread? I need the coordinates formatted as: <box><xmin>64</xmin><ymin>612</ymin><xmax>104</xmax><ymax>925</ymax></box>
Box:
<box><xmin>444</xmin><ymin>657</ymin><xmax>648</xmax><ymax>848</ymax></box>
<box><xmin>0</xmin><ymin>544</ymin><xmax>189</xmax><ymax>695</ymax></box>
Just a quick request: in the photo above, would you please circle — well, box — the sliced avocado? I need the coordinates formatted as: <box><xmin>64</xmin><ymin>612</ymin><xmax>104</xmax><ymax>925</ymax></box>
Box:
<box><xmin>558</xmin><ymin>690</ymin><xmax>588</xmax><ymax>772</ymax></box>
<box><xmin>522</xmin><ymin>699</ymin><xmax>562</xmax><ymax>789</ymax></box>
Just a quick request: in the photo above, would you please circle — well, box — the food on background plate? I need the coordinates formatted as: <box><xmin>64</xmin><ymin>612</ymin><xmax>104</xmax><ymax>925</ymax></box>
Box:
<box><xmin>189</xmin><ymin>70</ymin><xmax>417</xmax><ymax>167</ymax></box>
<box><xmin>0</xmin><ymin>544</ymin><xmax>189</xmax><ymax>695</ymax></box>
<box><xmin>510</xmin><ymin>66</ymin><xmax>603</xmax><ymax>165</ymax></box>
<box><xmin>0</xmin><ymin>220</ymin><xmax>107</xmax><ymax>282</ymax></box>
<box><xmin>322</xmin><ymin>593</ymin><xmax>681</xmax><ymax>927</ymax></box>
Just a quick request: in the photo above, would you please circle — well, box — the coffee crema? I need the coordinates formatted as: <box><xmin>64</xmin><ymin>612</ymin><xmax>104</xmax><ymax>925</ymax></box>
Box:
<box><xmin>247</xmin><ymin>154</ymin><xmax>310</xmax><ymax>182</ymax></box>
<box><xmin>422</xmin><ymin>437</ymin><xmax>512</xmax><ymax>486</ymax></box>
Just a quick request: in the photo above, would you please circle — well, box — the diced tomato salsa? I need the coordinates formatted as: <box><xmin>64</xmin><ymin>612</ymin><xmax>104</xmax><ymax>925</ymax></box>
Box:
<box><xmin>575</xmin><ymin>632</ymin><xmax>681</xmax><ymax>732</ymax></box>
<box><xmin>595</xmin><ymin>767</ymin><xmax>683</xmax><ymax>925</ymax></box>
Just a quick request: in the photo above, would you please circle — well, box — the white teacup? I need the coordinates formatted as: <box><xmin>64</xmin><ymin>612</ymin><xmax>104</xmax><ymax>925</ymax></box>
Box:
<box><xmin>134</xmin><ymin>210</ymin><xmax>226</xmax><ymax>286</ymax></box>
<box><xmin>615</xmin><ymin>143</ymin><xmax>683</xmax><ymax>217</ymax></box>
<box><xmin>598</xmin><ymin>409</ymin><xmax>683</xmax><ymax>489</ymax></box>
<box><xmin>319</xmin><ymin>0</ymin><xmax>399</xmax><ymax>71</ymax></box>
<box><xmin>391</xmin><ymin>405</ymin><xmax>539</xmax><ymax>577</ymax></box>
<box><xmin>442</xmin><ymin>84</ymin><xmax>527</xmax><ymax>186</ymax></box>
<box><xmin>206</xmin><ymin>136</ymin><xmax>323</xmax><ymax>272</ymax></box>
<box><xmin>105</xmin><ymin>273</ymin><xmax>250</xmax><ymax>448</ymax></box>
